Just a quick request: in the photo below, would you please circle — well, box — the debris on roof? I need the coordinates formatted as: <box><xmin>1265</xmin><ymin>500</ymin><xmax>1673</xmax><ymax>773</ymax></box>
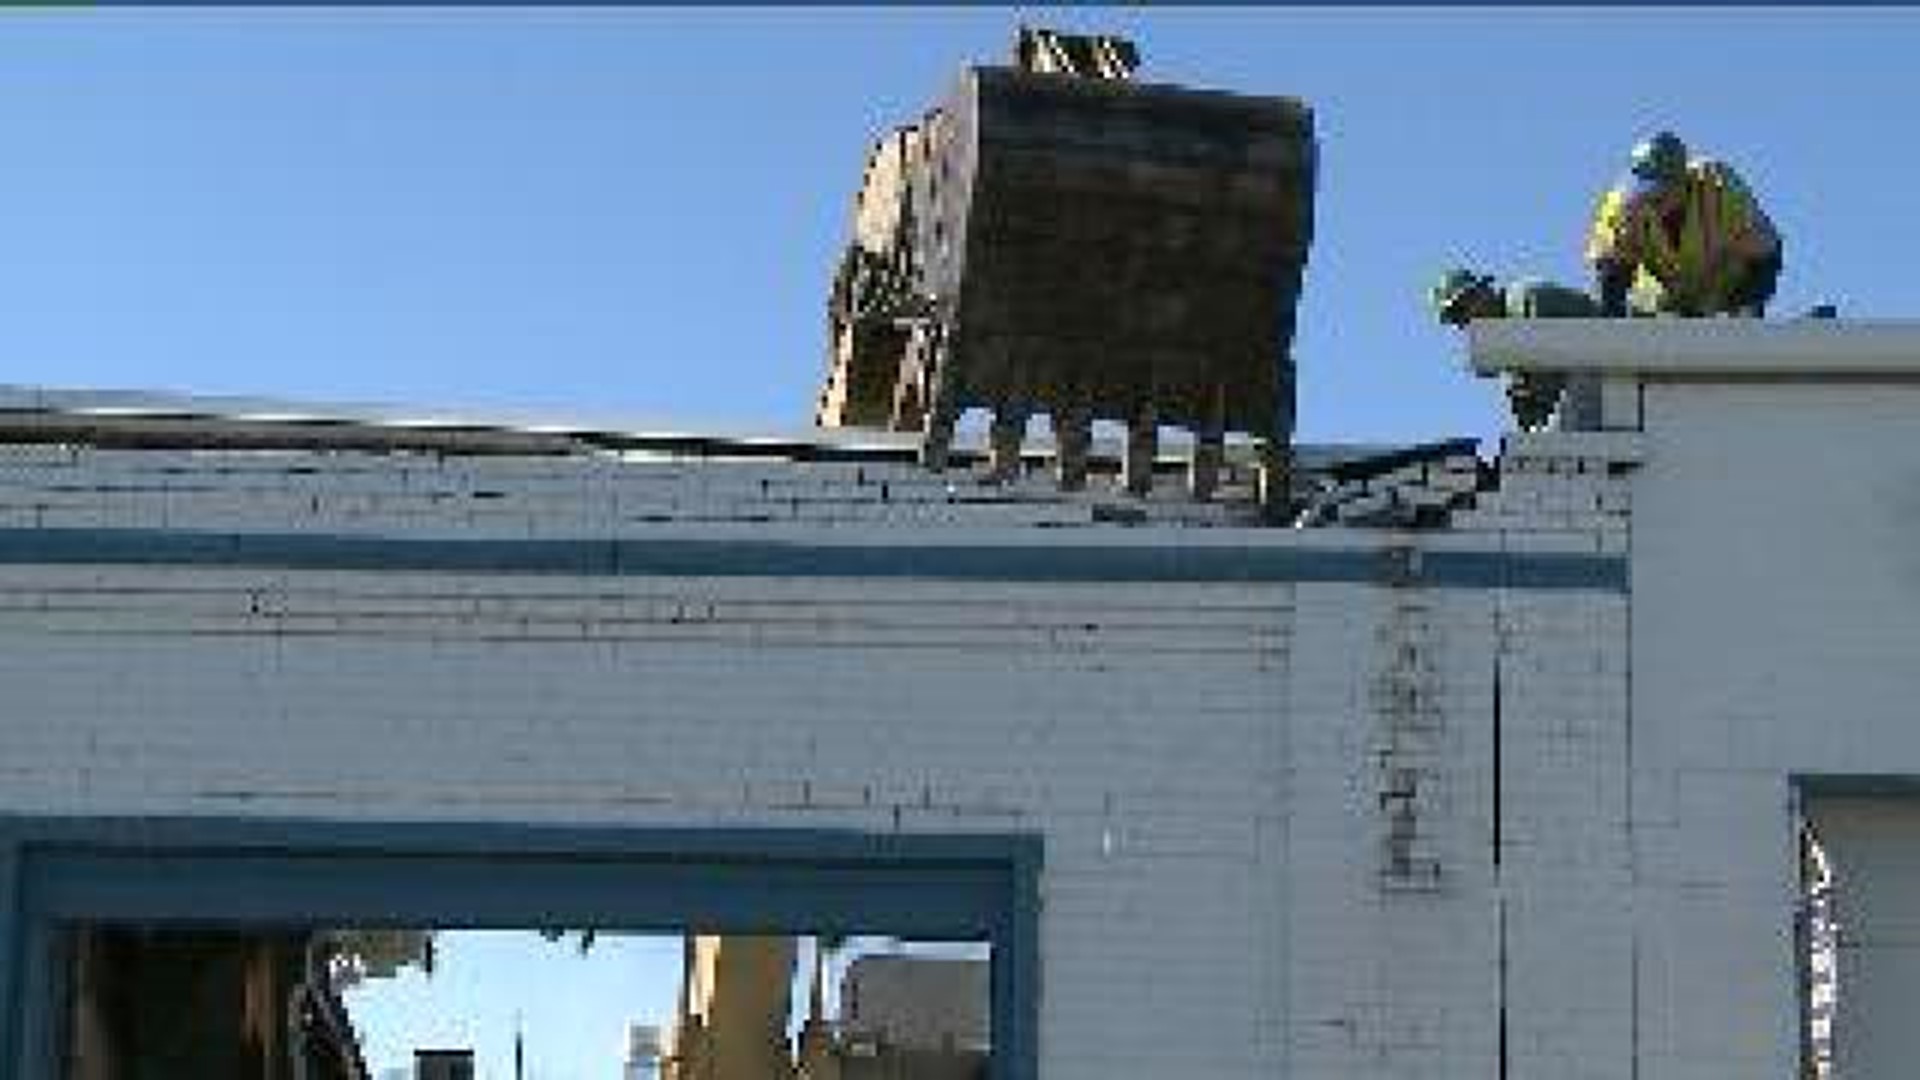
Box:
<box><xmin>1290</xmin><ymin>439</ymin><xmax>1486</xmax><ymax>529</ymax></box>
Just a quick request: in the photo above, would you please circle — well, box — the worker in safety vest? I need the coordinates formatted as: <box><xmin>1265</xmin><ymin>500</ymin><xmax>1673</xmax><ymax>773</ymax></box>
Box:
<box><xmin>1587</xmin><ymin>130</ymin><xmax>1782</xmax><ymax>318</ymax></box>
<box><xmin>1429</xmin><ymin>268</ymin><xmax>1603</xmax><ymax>431</ymax></box>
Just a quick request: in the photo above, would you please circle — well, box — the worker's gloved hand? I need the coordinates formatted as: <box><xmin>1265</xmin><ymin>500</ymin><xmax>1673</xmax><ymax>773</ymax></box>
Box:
<box><xmin>1593</xmin><ymin>260</ymin><xmax>1631</xmax><ymax>318</ymax></box>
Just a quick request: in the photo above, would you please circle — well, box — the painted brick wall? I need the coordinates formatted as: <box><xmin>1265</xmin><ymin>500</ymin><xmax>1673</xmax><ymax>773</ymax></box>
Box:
<box><xmin>1630</xmin><ymin>381</ymin><xmax>1920</xmax><ymax>1080</ymax></box>
<box><xmin>0</xmin><ymin>439</ymin><xmax>1631</xmax><ymax>1079</ymax></box>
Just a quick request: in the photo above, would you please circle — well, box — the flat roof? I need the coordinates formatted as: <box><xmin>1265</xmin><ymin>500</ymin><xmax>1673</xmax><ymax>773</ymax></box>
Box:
<box><xmin>0</xmin><ymin>383</ymin><xmax>1442</xmax><ymax>477</ymax></box>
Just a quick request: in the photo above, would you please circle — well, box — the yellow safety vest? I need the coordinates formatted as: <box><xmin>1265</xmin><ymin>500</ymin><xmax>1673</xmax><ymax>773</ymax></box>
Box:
<box><xmin>1586</xmin><ymin>160</ymin><xmax>1776</xmax><ymax>314</ymax></box>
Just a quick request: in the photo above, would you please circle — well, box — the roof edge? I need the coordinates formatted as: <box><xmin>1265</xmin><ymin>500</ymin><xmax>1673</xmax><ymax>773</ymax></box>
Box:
<box><xmin>1468</xmin><ymin>319</ymin><xmax>1920</xmax><ymax>377</ymax></box>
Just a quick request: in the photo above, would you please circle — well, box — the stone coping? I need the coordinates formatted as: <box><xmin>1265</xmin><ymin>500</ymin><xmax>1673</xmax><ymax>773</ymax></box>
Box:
<box><xmin>1468</xmin><ymin>319</ymin><xmax>1920</xmax><ymax>377</ymax></box>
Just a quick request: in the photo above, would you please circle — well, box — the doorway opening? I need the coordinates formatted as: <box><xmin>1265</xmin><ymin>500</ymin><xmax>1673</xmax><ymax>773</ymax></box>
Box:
<box><xmin>0</xmin><ymin>816</ymin><xmax>1038</xmax><ymax>1080</ymax></box>
<box><xmin>54</xmin><ymin>923</ymin><xmax>991</xmax><ymax>1080</ymax></box>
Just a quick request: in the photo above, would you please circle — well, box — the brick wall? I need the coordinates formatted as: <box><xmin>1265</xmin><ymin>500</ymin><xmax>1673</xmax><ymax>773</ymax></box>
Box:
<box><xmin>0</xmin><ymin>437</ymin><xmax>1633</xmax><ymax>1079</ymax></box>
<box><xmin>1630</xmin><ymin>381</ymin><xmax>1920</xmax><ymax>1080</ymax></box>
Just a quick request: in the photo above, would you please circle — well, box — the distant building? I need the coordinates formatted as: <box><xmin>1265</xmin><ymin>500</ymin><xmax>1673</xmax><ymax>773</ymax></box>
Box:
<box><xmin>625</xmin><ymin>1022</ymin><xmax>663</xmax><ymax>1080</ymax></box>
<box><xmin>413</xmin><ymin>1048</ymin><xmax>474</xmax><ymax>1080</ymax></box>
<box><xmin>841</xmin><ymin>956</ymin><xmax>989</xmax><ymax>1053</ymax></box>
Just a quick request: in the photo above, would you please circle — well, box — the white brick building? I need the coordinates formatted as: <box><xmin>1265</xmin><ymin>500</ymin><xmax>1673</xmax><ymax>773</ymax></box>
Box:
<box><xmin>2</xmin><ymin>320</ymin><xmax>1915</xmax><ymax>1078</ymax></box>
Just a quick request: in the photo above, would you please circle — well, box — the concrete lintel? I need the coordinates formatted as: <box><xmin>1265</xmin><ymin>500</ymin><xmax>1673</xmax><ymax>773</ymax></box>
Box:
<box><xmin>1467</xmin><ymin>320</ymin><xmax>1920</xmax><ymax>378</ymax></box>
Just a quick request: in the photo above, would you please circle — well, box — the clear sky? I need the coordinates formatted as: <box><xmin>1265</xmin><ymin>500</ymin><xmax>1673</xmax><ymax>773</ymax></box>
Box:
<box><xmin>341</xmin><ymin>931</ymin><xmax>977</xmax><ymax>1079</ymax></box>
<box><xmin>5</xmin><ymin>8</ymin><xmax>1918</xmax><ymax>447</ymax></box>
<box><xmin>12</xmin><ymin>9</ymin><xmax>1919</xmax><ymax>1078</ymax></box>
<box><xmin>343</xmin><ymin>931</ymin><xmax>684</xmax><ymax>1079</ymax></box>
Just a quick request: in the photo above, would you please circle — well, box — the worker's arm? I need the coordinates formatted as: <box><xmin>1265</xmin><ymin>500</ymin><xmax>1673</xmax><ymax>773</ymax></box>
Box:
<box><xmin>1586</xmin><ymin>186</ymin><xmax>1639</xmax><ymax>317</ymax></box>
<box><xmin>1704</xmin><ymin>161</ymin><xmax>1781</xmax><ymax>261</ymax></box>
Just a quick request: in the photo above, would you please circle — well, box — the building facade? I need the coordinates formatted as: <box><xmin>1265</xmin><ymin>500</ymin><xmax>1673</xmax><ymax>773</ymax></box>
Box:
<box><xmin>2</xmin><ymin>320</ymin><xmax>1916</xmax><ymax>1077</ymax></box>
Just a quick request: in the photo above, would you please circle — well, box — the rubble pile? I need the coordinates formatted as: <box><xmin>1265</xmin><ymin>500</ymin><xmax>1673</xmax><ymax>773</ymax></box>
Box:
<box><xmin>1291</xmin><ymin>439</ymin><xmax>1485</xmax><ymax>528</ymax></box>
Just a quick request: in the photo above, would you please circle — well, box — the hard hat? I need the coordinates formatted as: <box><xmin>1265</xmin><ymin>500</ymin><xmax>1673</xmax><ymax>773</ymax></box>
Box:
<box><xmin>1428</xmin><ymin>267</ymin><xmax>1488</xmax><ymax>315</ymax></box>
<box><xmin>1629</xmin><ymin>130</ymin><xmax>1688</xmax><ymax>184</ymax></box>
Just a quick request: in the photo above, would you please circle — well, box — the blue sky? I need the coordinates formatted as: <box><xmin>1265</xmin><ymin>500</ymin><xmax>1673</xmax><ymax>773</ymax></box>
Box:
<box><xmin>343</xmin><ymin>931</ymin><xmax>683</xmax><ymax>1079</ymax></box>
<box><xmin>5</xmin><ymin>9</ymin><xmax>1917</xmax><ymax>446</ymax></box>
<box><xmin>12</xmin><ymin>9</ymin><xmax>1919</xmax><ymax>1077</ymax></box>
<box><xmin>342</xmin><ymin>931</ymin><xmax>977</xmax><ymax>1079</ymax></box>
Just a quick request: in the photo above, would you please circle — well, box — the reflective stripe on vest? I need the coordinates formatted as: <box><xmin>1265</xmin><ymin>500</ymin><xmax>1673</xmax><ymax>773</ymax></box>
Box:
<box><xmin>1636</xmin><ymin>166</ymin><xmax>1742</xmax><ymax>309</ymax></box>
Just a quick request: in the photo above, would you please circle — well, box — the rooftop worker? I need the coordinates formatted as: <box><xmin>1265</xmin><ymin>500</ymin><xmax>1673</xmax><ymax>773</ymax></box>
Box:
<box><xmin>1429</xmin><ymin>268</ymin><xmax>1602</xmax><ymax>431</ymax></box>
<box><xmin>1586</xmin><ymin>130</ymin><xmax>1782</xmax><ymax>318</ymax></box>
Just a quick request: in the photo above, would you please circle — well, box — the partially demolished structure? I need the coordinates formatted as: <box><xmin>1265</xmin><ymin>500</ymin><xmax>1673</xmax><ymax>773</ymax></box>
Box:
<box><xmin>816</xmin><ymin>30</ymin><xmax>1315</xmax><ymax>512</ymax></box>
<box><xmin>10</xmin><ymin>318</ymin><xmax>1920</xmax><ymax>1080</ymax></box>
<box><xmin>5</xmin><ymin>27</ymin><xmax>1918</xmax><ymax>1080</ymax></box>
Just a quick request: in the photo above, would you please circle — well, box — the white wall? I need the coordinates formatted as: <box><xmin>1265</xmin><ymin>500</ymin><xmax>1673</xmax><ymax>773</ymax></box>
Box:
<box><xmin>40</xmin><ymin>329</ymin><xmax>1920</xmax><ymax>1076</ymax></box>
<box><xmin>0</xmin><ymin>568</ymin><xmax>1291</xmax><ymax>1079</ymax></box>
<box><xmin>1631</xmin><ymin>381</ymin><xmax>1920</xmax><ymax>1080</ymax></box>
<box><xmin>0</xmin><ymin>443</ymin><xmax>1629</xmax><ymax>1079</ymax></box>
<box><xmin>0</xmin><ymin>410</ymin><xmax>1680</xmax><ymax>1080</ymax></box>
